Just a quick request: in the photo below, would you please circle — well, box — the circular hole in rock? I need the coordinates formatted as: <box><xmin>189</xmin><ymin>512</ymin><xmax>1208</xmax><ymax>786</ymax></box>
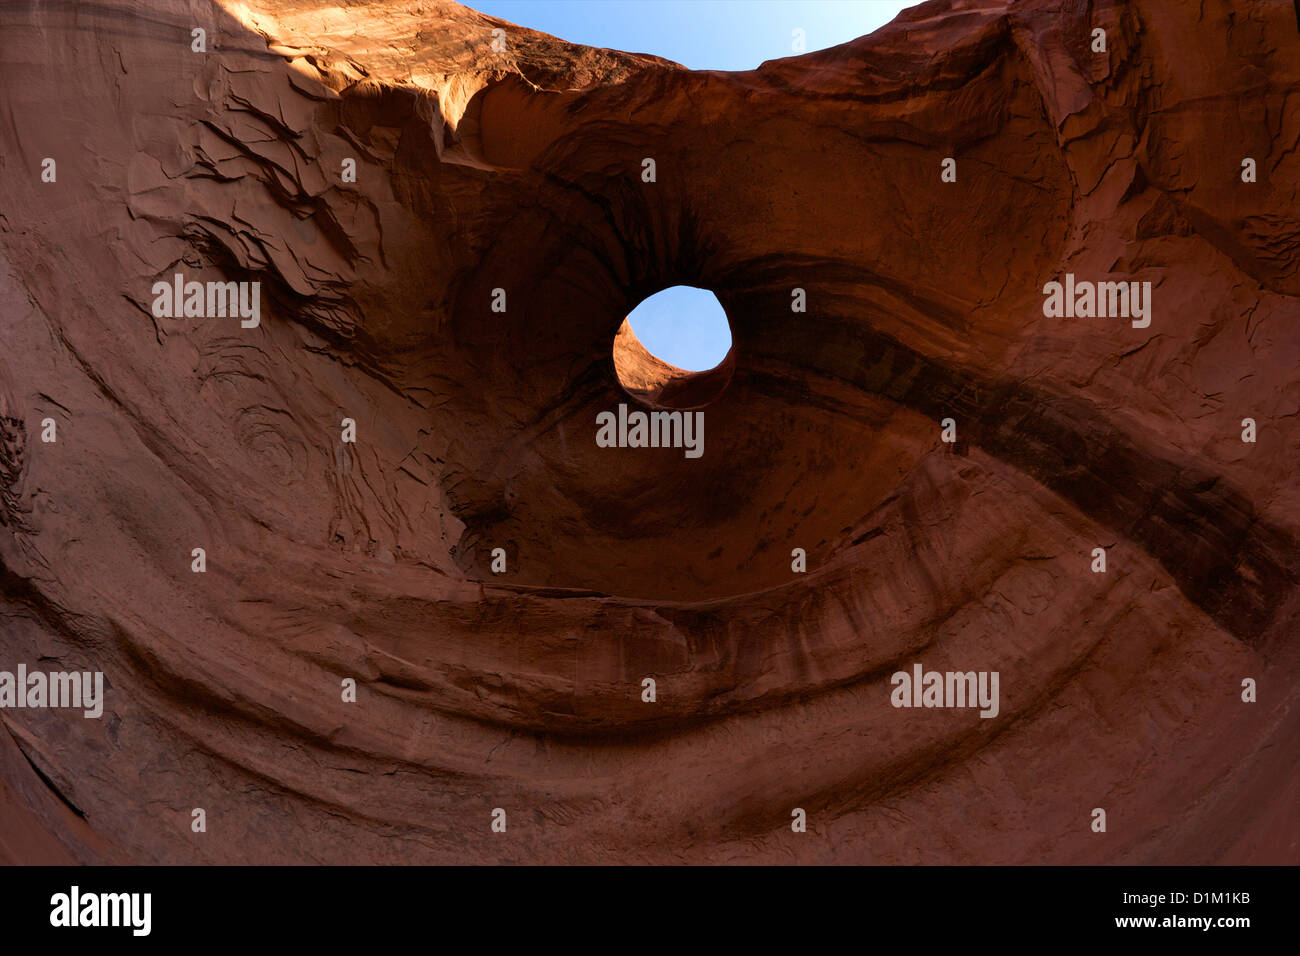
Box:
<box><xmin>613</xmin><ymin>286</ymin><xmax>734</xmax><ymax>409</ymax></box>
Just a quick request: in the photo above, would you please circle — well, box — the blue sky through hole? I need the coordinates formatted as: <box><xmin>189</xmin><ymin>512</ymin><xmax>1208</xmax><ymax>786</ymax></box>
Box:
<box><xmin>627</xmin><ymin>286</ymin><xmax>731</xmax><ymax>371</ymax></box>
<box><xmin>467</xmin><ymin>0</ymin><xmax>920</xmax><ymax>370</ymax></box>
<box><xmin>468</xmin><ymin>1</ymin><xmax>920</xmax><ymax>72</ymax></box>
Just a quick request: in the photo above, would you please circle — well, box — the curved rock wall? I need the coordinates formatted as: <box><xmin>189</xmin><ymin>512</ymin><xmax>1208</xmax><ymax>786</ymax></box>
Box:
<box><xmin>0</xmin><ymin>0</ymin><xmax>1297</xmax><ymax>863</ymax></box>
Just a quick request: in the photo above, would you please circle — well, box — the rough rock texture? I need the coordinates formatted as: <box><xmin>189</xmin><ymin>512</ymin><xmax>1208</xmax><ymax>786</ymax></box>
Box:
<box><xmin>612</xmin><ymin>319</ymin><xmax>734</xmax><ymax>408</ymax></box>
<box><xmin>0</xmin><ymin>0</ymin><xmax>1298</xmax><ymax>864</ymax></box>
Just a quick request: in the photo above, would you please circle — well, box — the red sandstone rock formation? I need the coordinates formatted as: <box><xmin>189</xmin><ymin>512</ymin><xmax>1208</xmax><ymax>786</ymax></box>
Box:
<box><xmin>0</xmin><ymin>0</ymin><xmax>1297</xmax><ymax>864</ymax></box>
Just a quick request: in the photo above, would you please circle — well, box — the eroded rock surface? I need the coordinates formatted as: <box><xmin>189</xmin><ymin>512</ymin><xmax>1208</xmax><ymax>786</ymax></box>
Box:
<box><xmin>0</xmin><ymin>0</ymin><xmax>1298</xmax><ymax>864</ymax></box>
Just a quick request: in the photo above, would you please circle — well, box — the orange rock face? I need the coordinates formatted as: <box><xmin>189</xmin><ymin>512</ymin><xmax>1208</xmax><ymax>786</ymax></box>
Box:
<box><xmin>0</xmin><ymin>0</ymin><xmax>1298</xmax><ymax>864</ymax></box>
